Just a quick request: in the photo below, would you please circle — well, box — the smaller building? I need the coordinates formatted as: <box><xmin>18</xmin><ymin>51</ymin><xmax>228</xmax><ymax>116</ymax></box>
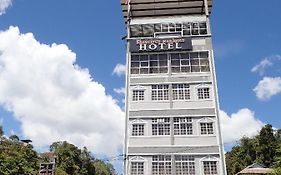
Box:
<box><xmin>39</xmin><ymin>152</ymin><xmax>56</xmax><ymax>175</ymax></box>
<box><xmin>236</xmin><ymin>163</ymin><xmax>273</xmax><ymax>175</ymax></box>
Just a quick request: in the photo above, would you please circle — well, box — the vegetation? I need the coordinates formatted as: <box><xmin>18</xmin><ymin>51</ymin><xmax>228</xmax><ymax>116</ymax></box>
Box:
<box><xmin>225</xmin><ymin>124</ymin><xmax>281</xmax><ymax>175</ymax></box>
<box><xmin>0</xmin><ymin>125</ymin><xmax>116</xmax><ymax>175</ymax></box>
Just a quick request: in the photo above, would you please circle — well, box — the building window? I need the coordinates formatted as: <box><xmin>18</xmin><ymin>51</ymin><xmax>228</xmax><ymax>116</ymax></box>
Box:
<box><xmin>152</xmin><ymin>155</ymin><xmax>172</xmax><ymax>175</ymax></box>
<box><xmin>131</xmin><ymin>162</ymin><xmax>144</xmax><ymax>175</ymax></box>
<box><xmin>152</xmin><ymin>118</ymin><xmax>170</xmax><ymax>135</ymax></box>
<box><xmin>131</xmin><ymin>54</ymin><xmax>168</xmax><ymax>75</ymax></box>
<box><xmin>175</xmin><ymin>155</ymin><xmax>196</xmax><ymax>175</ymax></box>
<box><xmin>200</xmin><ymin>123</ymin><xmax>214</xmax><ymax>135</ymax></box>
<box><xmin>197</xmin><ymin>88</ymin><xmax>210</xmax><ymax>99</ymax></box>
<box><xmin>171</xmin><ymin>52</ymin><xmax>210</xmax><ymax>73</ymax></box>
<box><xmin>130</xmin><ymin>21</ymin><xmax>208</xmax><ymax>38</ymax></box>
<box><xmin>152</xmin><ymin>85</ymin><xmax>169</xmax><ymax>101</ymax></box>
<box><xmin>203</xmin><ymin>161</ymin><xmax>218</xmax><ymax>175</ymax></box>
<box><xmin>132</xmin><ymin>90</ymin><xmax>145</xmax><ymax>101</ymax></box>
<box><xmin>172</xmin><ymin>84</ymin><xmax>190</xmax><ymax>100</ymax></box>
<box><xmin>174</xmin><ymin>117</ymin><xmax>193</xmax><ymax>135</ymax></box>
<box><xmin>132</xmin><ymin>124</ymin><xmax>144</xmax><ymax>136</ymax></box>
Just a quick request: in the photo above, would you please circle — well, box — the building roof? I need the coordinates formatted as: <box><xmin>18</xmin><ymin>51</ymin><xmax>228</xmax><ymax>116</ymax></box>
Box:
<box><xmin>236</xmin><ymin>163</ymin><xmax>274</xmax><ymax>175</ymax></box>
<box><xmin>121</xmin><ymin>0</ymin><xmax>212</xmax><ymax>19</ymax></box>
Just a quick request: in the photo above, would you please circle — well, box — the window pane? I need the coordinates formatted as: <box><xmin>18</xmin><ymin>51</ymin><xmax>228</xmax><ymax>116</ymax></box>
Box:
<box><xmin>143</xmin><ymin>24</ymin><xmax>154</xmax><ymax>37</ymax></box>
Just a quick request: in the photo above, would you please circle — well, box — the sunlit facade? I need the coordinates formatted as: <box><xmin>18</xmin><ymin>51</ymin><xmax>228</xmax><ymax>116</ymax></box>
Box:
<box><xmin>121</xmin><ymin>0</ymin><xmax>226</xmax><ymax>174</ymax></box>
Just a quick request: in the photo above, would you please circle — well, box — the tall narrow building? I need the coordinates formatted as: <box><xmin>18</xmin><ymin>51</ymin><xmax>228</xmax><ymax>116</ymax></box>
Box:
<box><xmin>121</xmin><ymin>0</ymin><xmax>227</xmax><ymax>174</ymax></box>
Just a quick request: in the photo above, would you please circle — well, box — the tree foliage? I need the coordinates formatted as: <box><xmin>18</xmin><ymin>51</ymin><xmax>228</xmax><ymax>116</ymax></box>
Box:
<box><xmin>226</xmin><ymin>124</ymin><xmax>281</xmax><ymax>175</ymax></box>
<box><xmin>49</xmin><ymin>141</ymin><xmax>116</xmax><ymax>175</ymax></box>
<box><xmin>0</xmin><ymin>125</ymin><xmax>116</xmax><ymax>175</ymax></box>
<box><xmin>0</xmin><ymin>132</ymin><xmax>38</xmax><ymax>175</ymax></box>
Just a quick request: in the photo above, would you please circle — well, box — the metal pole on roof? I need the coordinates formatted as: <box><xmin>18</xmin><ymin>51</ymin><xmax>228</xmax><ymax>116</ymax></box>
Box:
<box><xmin>127</xmin><ymin>0</ymin><xmax>131</xmax><ymax>21</ymax></box>
<box><xmin>203</xmin><ymin>0</ymin><xmax>210</xmax><ymax>16</ymax></box>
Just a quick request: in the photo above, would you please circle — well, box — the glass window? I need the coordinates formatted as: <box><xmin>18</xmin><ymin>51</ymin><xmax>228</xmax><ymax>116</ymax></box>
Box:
<box><xmin>171</xmin><ymin>52</ymin><xmax>210</xmax><ymax>73</ymax></box>
<box><xmin>132</xmin><ymin>124</ymin><xmax>144</xmax><ymax>136</ymax></box>
<box><xmin>152</xmin><ymin>118</ymin><xmax>170</xmax><ymax>136</ymax></box>
<box><xmin>130</xmin><ymin>21</ymin><xmax>208</xmax><ymax>38</ymax></box>
<box><xmin>197</xmin><ymin>88</ymin><xmax>210</xmax><ymax>99</ymax></box>
<box><xmin>151</xmin><ymin>85</ymin><xmax>169</xmax><ymax>101</ymax></box>
<box><xmin>203</xmin><ymin>161</ymin><xmax>218</xmax><ymax>175</ymax></box>
<box><xmin>143</xmin><ymin>24</ymin><xmax>154</xmax><ymax>37</ymax></box>
<box><xmin>131</xmin><ymin>54</ymin><xmax>168</xmax><ymax>75</ymax></box>
<box><xmin>175</xmin><ymin>155</ymin><xmax>196</xmax><ymax>175</ymax></box>
<box><xmin>131</xmin><ymin>162</ymin><xmax>144</xmax><ymax>175</ymax></box>
<box><xmin>200</xmin><ymin>122</ymin><xmax>214</xmax><ymax>135</ymax></box>
<box><xmin>172</xmin><ymin>84</ymin><xmax>190</xmax><ymax>100</ymax></box>
<box><xmin>132</xmin><ymin>90</ymin><xmax>144</xmax><ymax>101</ymax></box>
<box><xmin>130</xmin><ymin>25</ymin><xmax>143</xmax><ymax>37</ymax></box>
<box><xmin>174</xmin><ymin>117</ymin><xmax>193</xmax><ymax>135</ymax></box>
<box><xmin>152</xmin><ymin>155</ymin><xmax>172</xmax><ymax>175</ymax></box>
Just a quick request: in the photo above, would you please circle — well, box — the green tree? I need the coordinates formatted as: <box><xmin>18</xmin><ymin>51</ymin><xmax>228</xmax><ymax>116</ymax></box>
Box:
<box><xmin>93</xmin><ymin>160</ymin><xmax>116</xmax><ymax>175</ymax></box>
<box><xmin>256</xmin><ymin>124</ymin><xmax>277</xmax><ymax>167</ymax></box>
<box><xmin>0</xmin><ymin>125</ymin><xmax>3</xmax><ymax>137</ymax></box>
<box><xmin>226</xmin><ymin>124</ymin><xmax>281</xmax><ymax>175</ymax></box>
<box><xmin>0</xmin><ymin>135</ymin><xmax>38</xmax><ymax>175</ymax></box>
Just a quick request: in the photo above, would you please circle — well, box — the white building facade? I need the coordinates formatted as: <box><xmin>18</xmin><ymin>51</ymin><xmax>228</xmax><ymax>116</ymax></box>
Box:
<box><xmin>121</xmin><ymin>0</ymin><xmax>227</xmax><ymax>174</ymax></box>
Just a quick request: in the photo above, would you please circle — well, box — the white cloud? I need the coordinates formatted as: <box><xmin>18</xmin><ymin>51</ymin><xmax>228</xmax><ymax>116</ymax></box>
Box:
<box><xmin>220</xmin><ymin>109</ymin><xmax>264</xmax><ymax>144</ymax></box>
<box><xmin>0</xmin><ymin>26</ymin><xmax>124</xmax><ymax>156</ymax></box>
<box><xmin>0</xmin><ymin>0</ymin><xmax>12</xmax><ymax>15</ymax></box>
<box><xmin>251</xmin><ymin>55</ymin><xmax>281</xmax><ymax>75</ymax></box>
<box><xmin>253</xmin><ymin>77</ymin><xmax>281</xmax><ymax>101</ymax></box>
<box><xmin>112</xmin><ymin>63</ymin><xmax>126</xmax><ymax>76</ymax></box>
<box><xmin>114</xmin><ymin>87</ymin><xmax>125</xmax><ymax>95</ymax></box>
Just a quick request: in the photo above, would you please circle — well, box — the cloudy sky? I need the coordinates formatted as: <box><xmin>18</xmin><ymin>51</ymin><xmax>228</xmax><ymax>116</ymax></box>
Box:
<box><xmin>0</xmin><ymin>0</ymin><xmax>280</xmax><ymax>171</ymax></box>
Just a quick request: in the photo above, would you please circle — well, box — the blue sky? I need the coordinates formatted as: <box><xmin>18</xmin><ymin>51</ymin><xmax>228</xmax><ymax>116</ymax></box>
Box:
<box><xmin>0</xmin><ymin>0</ymin><xmax>280</xmax><ymax>173</ymax></box>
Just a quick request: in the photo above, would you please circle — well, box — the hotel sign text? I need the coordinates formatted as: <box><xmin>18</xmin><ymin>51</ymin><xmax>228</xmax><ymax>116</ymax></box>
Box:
<box><xmin>129</xmin><ymin>38</ymin><xmax>192</xmax><ymax>52</ymax></box>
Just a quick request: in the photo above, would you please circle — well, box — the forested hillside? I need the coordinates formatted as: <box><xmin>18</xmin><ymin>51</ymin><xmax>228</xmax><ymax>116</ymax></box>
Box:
<box><xmin>0</xmin><ymin>125</ymin><xmax>116</xmax><ymax>175</ymax></box>
<box><xmin>226</xmin><ymin>124</ymin><xmax>281</xmax><ymax>175</ymax></box>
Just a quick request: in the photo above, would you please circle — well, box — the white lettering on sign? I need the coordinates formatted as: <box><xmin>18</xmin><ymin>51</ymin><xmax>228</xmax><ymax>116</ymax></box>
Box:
<box><xmin>136</xmin><ymin>38</ymin><xmax>185</xmax><ymax>51</ymax></box>
<box><xmin>138</xmin><ymin>43</ymin><xmax>183</xmax><ymax>51</ymax></box>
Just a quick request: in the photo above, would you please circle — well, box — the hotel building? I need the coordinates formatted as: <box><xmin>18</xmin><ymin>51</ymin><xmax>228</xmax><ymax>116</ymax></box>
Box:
<box><xmin>121</xmin><ymin>0</ymin><xmax>227</xmax><ymax>174</ymax></box>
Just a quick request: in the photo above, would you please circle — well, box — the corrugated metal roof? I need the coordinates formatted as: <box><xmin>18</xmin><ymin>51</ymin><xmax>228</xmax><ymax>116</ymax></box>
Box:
<box><xmin>121</xmin><ymin>0</ymin><xmax>212</xmax><ymax>19</ymax></box>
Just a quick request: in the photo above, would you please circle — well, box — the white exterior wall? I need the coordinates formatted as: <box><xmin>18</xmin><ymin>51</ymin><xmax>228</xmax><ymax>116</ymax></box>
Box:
<box><xmin>124</xmin><ymin>15</ymin><xmax>226</xmax><ymax>175</ymax></box>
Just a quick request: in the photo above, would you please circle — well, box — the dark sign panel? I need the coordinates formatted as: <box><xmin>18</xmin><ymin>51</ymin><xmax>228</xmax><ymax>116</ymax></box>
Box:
<box><xmin>129</xmin><ymin>37</ymin><xmax>192</xmax><ymax>52</ymax></box>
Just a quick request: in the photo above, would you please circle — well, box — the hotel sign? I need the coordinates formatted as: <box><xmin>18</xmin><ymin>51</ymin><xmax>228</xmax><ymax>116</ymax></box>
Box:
<box><xmin>129</xmin><ymin>38</ymin><xmax>192</xmax><ymax>52</ymax></box>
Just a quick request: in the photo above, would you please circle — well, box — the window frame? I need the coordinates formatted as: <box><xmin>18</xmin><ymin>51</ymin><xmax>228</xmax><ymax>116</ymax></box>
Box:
<box><xmin>129</xmin><ymin>21</ymin><xmax>209</xmax><ymax>38</ymax></box>
<box><xmin>175</xmin><ymin>155</ymin><xmax>196</xmax><ymax>175</ymax></box>
<box><xmin>172</xmin><ymin>84</ymin><xmax>191</xmax><ymax>101</ymax></box>
<box><xmin>152</xmin><ymin>155</ymin><xmax>172</xmax><ymax>175</ymax></box>
<box><xmin>174</xmin><ymin>117</ymin><xmax>193</xmax><ymax>135</ymax></box>
<box><xmin>198</xmin><ymin>117</ymin><xmax>215</xmax><ymax>136</ymax></box>
<box><xmin>132</xmin><ymin>90</ymin><xmax>145</xmax><ymax>101</ymax></box>
<box><xmin>132</xmin><ymin>124</ymin><xmax>145</xmax><ymax>136</ymax></box>
<box><xmin>151</xmin><ymin>84</ymin><xmax>169</xmax><ymax>101</ymax></box>
<box><xmin>152</xmin><ymin>118</ymin><xmax>171</xmax><ymax>136</ymax></box>
<box><xmin>199</xmin><ymin>156</ymin><xmax>220</xmax><ymax>175</ymax></box>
